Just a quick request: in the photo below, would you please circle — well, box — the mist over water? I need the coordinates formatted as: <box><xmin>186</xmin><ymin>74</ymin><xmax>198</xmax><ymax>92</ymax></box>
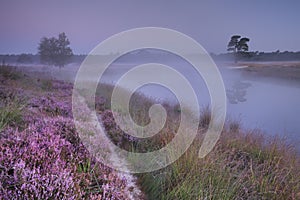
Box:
<box><xmin>19</xmin><ymin>52</ymin><xmax>300</xmax><ymax>152</ymax></box>
<box><xmin>100</xmin><ymin>52</ymin><xmax>300</xmax><ymax>151</ymax></box>
<box><xmin>224</xmin><ymin>68</ymin><xmax>300</xmax><ymax>145</ymax></box>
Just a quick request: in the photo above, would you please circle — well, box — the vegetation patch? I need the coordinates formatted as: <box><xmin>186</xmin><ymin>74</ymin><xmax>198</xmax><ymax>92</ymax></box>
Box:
<box><xmin>0</xmin><ymin>64</ymin><xmax>21</xmax><ymax>80</ymax></box>
<box><xmin>0</xmin><ymin>71</ymin><xmax>139</xmax><ymax>199</ymax></box>
<box><xmin>98</xmin><ymin>83</ymin><xmax>300</xmax><ymax>200</ymax></box>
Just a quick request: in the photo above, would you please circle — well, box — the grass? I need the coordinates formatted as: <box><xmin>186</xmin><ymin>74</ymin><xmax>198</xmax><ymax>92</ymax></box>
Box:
<box><xmin>136</xmin><ymin>127</ymin><xmax>300</xmax><ymax>199</ymax></box>
<box><xmin>0</xmin><ymin>99</ymin><xmax>24</xmax><ymax>132</ymax></box>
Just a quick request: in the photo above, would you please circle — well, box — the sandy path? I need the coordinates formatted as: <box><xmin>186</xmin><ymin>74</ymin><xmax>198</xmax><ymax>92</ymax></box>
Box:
<box><xmin>74</xmin><ymin>92</ymin><xmax>143</xmax><ymax>200</ymax></box>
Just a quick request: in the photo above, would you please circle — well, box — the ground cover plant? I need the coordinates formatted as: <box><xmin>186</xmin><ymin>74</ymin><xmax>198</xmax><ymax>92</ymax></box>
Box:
<box><xmin>0</xmin><ymin>66</ymin><xmax>139</xmax><ymax>199</ymax></box>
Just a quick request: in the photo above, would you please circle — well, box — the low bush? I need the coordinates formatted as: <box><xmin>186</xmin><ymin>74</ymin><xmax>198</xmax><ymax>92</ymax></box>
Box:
<box><xmin>0</xmin><ymin>65</ymin><xmax>21</xmax><ymax>80</ymax></box>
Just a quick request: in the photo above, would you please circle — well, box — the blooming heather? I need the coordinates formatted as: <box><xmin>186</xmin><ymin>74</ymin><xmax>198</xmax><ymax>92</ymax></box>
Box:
<box><xmin>0</xmin><ymin>78</ymin><xmax>133</xmax><ymax>199</ymax></box>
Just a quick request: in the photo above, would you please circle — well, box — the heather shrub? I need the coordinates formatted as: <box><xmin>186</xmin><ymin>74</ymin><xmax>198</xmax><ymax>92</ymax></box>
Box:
<box><xmin>1</xmin><ymin>79</ymin><xmax>134</xmax><ymax>199</ymax></box>
<box><xmin>30</xmin><ymin>95</ymin><xmax>72</xmax><ymax>118</ymax></box>
<box><xmin>101</xmin><ymin>109</ymin><xmax>177</xmax><ymax>153</ymax></box>
<box><xmin>40</xmin><ymin>79</ymin><xmax>73</xmax><ymax>92</ymax></box>
<box><xmin>0</xmin><ymin>118</ymin><xmax>83</xmax><ymax>199</ymax></box>
<box><xmin>0</xmin><ymin>116</ymin><xmax>130</xmax><ymax>199</ymax></box>
<box><xmin>98</xmin><ymin>84</ymin><xmax>181</xmax><ymax>153</ymax></box>
<box><xmin>0</xmin><ymin>85</ymin><xmax>25</xmax><ymax>106</ymax></box>
<box><xmin>51</xmin><ymin>80</ymin><xmax>73</xmax><ymax>91</ymax></box>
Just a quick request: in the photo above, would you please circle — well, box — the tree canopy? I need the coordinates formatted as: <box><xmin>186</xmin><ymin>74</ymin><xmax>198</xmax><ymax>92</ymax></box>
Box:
<box><xmin>38</xmin><ymin>32</ymin><xmax>73</xmax><ymax>67</ymax></box>
<box><xmin>227</xmin><ymin>35</ymin><xmax>250</xmax><ymax>53</ymax></box>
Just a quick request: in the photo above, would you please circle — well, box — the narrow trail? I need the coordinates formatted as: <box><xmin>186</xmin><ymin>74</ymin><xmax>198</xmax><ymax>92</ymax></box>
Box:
<box><xmin>74</xmin><ymin>93</ymin><xmax>143</xmax><ymax>199</ymax></box>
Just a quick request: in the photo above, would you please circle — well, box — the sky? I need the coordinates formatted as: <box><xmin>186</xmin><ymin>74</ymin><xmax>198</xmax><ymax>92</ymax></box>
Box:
<box><xmin>0</xmin><ymin>0</ymin><xmax>299</xmax><ymax>54</ymax></box>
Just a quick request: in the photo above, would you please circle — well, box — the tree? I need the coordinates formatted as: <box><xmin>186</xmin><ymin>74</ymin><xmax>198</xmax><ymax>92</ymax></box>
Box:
<box><xmin>38</xmin><ymin>32</ymin><xmax>73</xmax><ymax>67</ymax></box>
<box><xmin>227</xmin><ymin>35</ymin><xmax>250</xmax><ymax>63</ymax></box>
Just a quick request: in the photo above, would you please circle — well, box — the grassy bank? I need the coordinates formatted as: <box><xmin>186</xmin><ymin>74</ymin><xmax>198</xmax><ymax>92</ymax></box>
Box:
<box><xmin>137</xmin><ymin>128</ymin><xmax>300</xmax><ymax>199</ymax></box>
<box><xmin>96</xmin><ymin>81</ymin><xmax>300</xmax><ymax>199</ymax></box>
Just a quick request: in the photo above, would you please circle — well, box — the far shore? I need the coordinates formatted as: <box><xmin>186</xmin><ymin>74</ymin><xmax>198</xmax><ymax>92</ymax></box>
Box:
<box><xmin>7</xmin><ymin>60</ymin><xmax>300</xmax><ymax>87</ymax></box>
<box><xmin>221</xmin><ymin>61</ymin><xmax>300</xmax><ymax>84</ymax></box>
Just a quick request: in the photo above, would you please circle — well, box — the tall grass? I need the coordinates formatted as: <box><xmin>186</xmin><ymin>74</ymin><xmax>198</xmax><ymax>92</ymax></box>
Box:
<box><xmin>0</xmin><ymin>100</ymin><xmax>24</xmax><ymax>132</ymax></box>
<box><xmin>97</xmin><ymin>83</ymin><xmax>300</xmax><ymax>199</ymax></box>
<box><xmin>136</xmin><ymin>123</ymin><xmax>300</xmax><ymax>199</ymax></box>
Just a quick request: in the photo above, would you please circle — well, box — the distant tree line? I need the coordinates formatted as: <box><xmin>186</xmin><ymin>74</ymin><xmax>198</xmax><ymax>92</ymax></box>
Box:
<box><xmin>210</xmin><ymin>51</ymin><xmax>300</xmax><ymax>62</ymax></box>
<box><xmin>0</xmin><ymin>54</ymin><xmax>117</xmax><ymax>65</ymax></box>
<box><xmin>2</xmin><ymin>51</ymin><xmax>300</xmax><ymax>65</ymax></box>
<box><xmin>2</xmin><ymin>33</ymin><xmax>300</xmax><ymax>65</ymax></box>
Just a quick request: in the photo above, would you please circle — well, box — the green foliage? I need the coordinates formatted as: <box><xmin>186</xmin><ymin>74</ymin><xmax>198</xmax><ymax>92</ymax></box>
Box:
<box><xmin>38</xmin><ymin>32</ymin><xmax>73</xmax><ymax>67</ymax></box>
<box><xmin>77</xmin><ymin>159</ymin><xmax>92</xmax><ymax>174</ymax></box>
<box><xmin>0</xmin><ymin>100</ymin><xmax>24</xmax><ymax>132</ymax></box>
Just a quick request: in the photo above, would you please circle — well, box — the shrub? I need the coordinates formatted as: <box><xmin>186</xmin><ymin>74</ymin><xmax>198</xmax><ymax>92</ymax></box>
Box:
<box><xmin>0</xmin><ymin>65</ymin><xmax>21</xmax><ymax>80</ymax></box>
<box><xmin>30</xmin><ymin>95</ymin><xmax>72</xmax><ymax>118</ymax></box>
<box><xmin>0</xmin><ymin>118</ymin><xmax>83</xmax><ymax>199</ymax></box>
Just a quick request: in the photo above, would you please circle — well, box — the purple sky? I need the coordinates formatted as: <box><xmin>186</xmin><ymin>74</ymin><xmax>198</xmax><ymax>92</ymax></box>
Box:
<box><xmin>0</xmin><ymin>0</ymin><xmax>299</xmax><ymax>54</ymax></box>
